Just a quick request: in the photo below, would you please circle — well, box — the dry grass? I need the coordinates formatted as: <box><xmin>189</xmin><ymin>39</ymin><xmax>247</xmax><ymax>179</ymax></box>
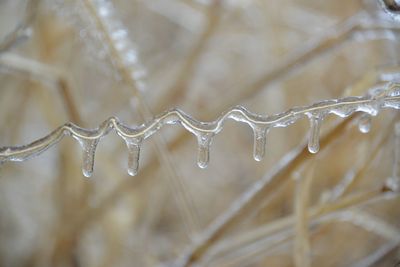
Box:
<box><xmin>0</xmin><ymin>0</ymin><xmax>399</xmax><ymax>267</ymax></box>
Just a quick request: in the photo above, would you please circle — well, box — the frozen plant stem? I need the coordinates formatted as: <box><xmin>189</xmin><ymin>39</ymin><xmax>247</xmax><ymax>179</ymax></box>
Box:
<box><xmin>2</xmin><ymin>83</ymin><xmax>400</xmax><ymax>174</ymax></box>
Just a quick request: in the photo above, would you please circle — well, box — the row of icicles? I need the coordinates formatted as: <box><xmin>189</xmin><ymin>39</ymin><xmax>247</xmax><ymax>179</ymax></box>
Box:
<box><xmin>1</xmin><ymin>83</ymin><xmax>400</xmax><ymax>177</ymax></box>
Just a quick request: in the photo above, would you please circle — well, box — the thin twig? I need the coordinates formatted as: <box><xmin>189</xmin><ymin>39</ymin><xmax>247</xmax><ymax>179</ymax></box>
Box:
<box><xmin>0</xmin><ymin>0</ymin><xmax>40</xmax><ymax>52</ymax></box>
<box><xmin>294</xmin><ymin>163</ymin><xmax>314</xmax><ymax>267</ymax></box>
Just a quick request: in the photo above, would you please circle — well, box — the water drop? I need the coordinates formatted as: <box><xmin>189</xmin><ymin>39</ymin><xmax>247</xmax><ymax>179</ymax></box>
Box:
<box><xmin>252</xmin><ymin>125</ymin><xmax>269</xmax><ymax>161</ymax></box>
<box><xmin>358</xmin><ymin>115</ymin><xmax>372</xmax><ymax>134</ymax></box>
<box><xmin>80</xmin><ymin>139</ymin><xmax>99</xmax><ymax>177</ymax></box>
<box><xmin>308</xmin><ymin>115</ymin><xmax>322</xmax><ymax>154</ymax></box>
<box><xmin>197</xmin><ymin>134</ymin><xmax>213</xmax><ymax>169</ymax></box>
<box><xmin>125</xmin><ymin>138</ymin><xmax>142</xmax><ymax>176</ymax></box>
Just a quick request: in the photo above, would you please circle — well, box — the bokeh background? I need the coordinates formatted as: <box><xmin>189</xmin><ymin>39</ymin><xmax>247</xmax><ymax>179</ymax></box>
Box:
<box><xmin>0</xmin><ymin>0</ymin><xmax>400</xmax><ymax>266</ymax></box>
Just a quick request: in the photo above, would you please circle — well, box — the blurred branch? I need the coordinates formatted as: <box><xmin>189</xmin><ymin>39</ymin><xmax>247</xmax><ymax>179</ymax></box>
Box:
<box><xmin>205</xmin><ymin>190</ymin><xmax>398</xmax><ymax>266</ymax></box>
<box><xmin>0</xmin><ymin>0</ymin><xmax>40</xmax><ymax>52</ymax></box>
<box><xmin>0</xmin><ymin>53</ymin><xmax>82</xmax><ymax>124</ymax></box>
<box><xmin>294</xmin><ymin>164</ymin><xmax>314</xmax><ymax>267</ymax></box>
<box><xmin>154</xmin><ymin>0</ymin><xmax>223</xmax><ymax>113</ymax></box>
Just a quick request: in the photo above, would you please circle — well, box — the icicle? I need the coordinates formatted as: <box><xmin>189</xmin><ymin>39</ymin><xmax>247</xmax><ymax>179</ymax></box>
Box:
<box><xmin>358</xmin><ymin>114</ymin><xmax>372</xmax><ymax>133</ymax></box>
<box><xmin>196</xmin><ymin>134</ymin><xmax>213</xmax><ymax>169</ymax></box>
<box><xmin>124</xmin><ymin>138</ymin><xmax>142</xmax><ymax>176</ymax></box>
<box><xmin>79</xmin><ymin>138</ymin><xmax>99</xmax><ymax>178</ymax></box>
<box><xmin>307</xmin><ymin>115</ymin><xmax>322</xmax><ymax>154</ymax></box>
<box><xmin>252</xmin><ymin>125</ymin><xmax>269</xmax><ymax>161</ymax></box>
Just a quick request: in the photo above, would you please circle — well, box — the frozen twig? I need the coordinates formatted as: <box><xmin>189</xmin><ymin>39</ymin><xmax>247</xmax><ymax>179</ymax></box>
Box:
<box><xmin>1</xmin><ymin>83</ymin><xmax>399</xmax><ymax>174</ymax></box>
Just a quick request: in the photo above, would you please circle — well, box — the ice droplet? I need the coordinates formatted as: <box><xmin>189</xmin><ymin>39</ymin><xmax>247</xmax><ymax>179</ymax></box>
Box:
<box><xmin>80</xmin><ymin>139</ymin><xmax>100</xmax><ymax>177</ymax></box>
<box><xmin>197</xmin><ymin>134</ymin><xmax>213</xmax><ymax>169</ymax></box>
<box><xmin>358</xmin><ymin>115</ymin><xmax>372</xmax><ymax>134</ymax></box>
<box><xmin>252</xmin><ymin>125</ymin><xmax>269</xmax><ymax>161</ymax></box>
<box><xmin>308</xmin><ymin>115</ymin><xmax>322</xmax><ymax>154</ymax></box>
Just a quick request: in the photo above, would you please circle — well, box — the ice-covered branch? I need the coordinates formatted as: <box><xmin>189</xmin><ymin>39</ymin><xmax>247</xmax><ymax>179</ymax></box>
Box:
<box><xmin>1</xmin><ymin>83</ymin><xmax>400</xmax><ymax>177</ymax></box>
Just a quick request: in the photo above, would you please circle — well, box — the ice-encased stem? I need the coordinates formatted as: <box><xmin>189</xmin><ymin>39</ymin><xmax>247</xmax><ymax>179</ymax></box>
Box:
<box><xmin>1</xmin><ymin>83</ymin><xmax>400</xmax><ymax>175</ymax></box>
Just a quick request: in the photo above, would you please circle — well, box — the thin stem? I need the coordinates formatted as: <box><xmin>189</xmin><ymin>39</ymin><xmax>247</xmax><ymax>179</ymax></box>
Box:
<box><xmin>2</xmin><ymin>84</ymin><xmax>399</xmax><ymax>162</ymax></box>
<box><xmin>294</xmin><ymin>164</ymin><xmax>314</xmax><ymax>267</ymax></box>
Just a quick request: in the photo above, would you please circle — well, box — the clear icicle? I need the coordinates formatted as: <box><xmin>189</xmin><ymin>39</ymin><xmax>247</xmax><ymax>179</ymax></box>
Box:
<box><xmin>252</xmin><ymin>125</ymin><xmax>269</xmax><ymax>161</ymax></box>
<box><xmin>125</xmin><ymin>138</ymin><xmax>142</xmax><ymax>176</ymax></box>
<box><xmin>79</xmin><ymin>139</ymin><xmax>100</xmax><ymax>178</ymax></box>
<box><xmin>197</xmin><ymin>134</ymin><xmax>213</xmax><ymax>169</ymax></box>
<box><xmin>308</xmin><ymin>115</ymin><xmax>322</xmax><ymax>154</ymax></box>
<box><xmin>358</xmin><ymin>114</ymin><xmax>372</xmax><ymax>133</ymax></box>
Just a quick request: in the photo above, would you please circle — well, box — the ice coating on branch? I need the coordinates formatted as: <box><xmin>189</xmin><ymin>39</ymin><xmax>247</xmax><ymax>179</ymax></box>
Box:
<box><xmin>1</xmin><ymin>83</ymin><xmax>400</xmax><ymax>176</ymax></box>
